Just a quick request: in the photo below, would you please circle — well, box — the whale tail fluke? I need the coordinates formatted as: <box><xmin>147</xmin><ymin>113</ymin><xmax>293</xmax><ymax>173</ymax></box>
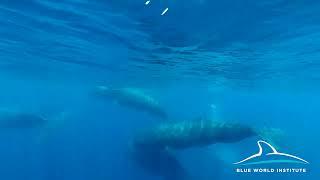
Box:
<box><xmin>256</xmin><ymin>127</ymin><xmax>285</xmax><ymax>150</ymax></box>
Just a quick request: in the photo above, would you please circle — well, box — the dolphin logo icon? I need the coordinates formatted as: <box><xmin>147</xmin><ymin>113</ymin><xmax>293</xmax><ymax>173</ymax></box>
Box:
<box><xmin>234</xmin><ymin>140</ymin><xmax>309</xmax><ymax>165</ymax></box>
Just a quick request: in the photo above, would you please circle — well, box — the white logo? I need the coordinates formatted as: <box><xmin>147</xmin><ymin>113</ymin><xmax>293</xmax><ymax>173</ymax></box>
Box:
<box><xmin>234</xmin><ymin>140</ymin><xmax>309</xmax><ymax>165</ymax></box>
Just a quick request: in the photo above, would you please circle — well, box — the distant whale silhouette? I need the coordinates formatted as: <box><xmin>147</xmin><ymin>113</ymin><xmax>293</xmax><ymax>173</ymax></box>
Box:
<box><xmin>94</xmin><ymin>86</ymin><xmax>168</xmax><ymax>119</ymax></box>
<box><xmin>0</xmin><ymin>109</ymin><xmax>47</xmax><ymax>128</ymax></box>
<box><xmin>234</xmin><ymin>140</ymin><xmax>309</xmax><ymax>165</ymax></box>
<box><xmin>0</xmin><ymin>108</ymin><xmax>67</xmax><ymax>143</ymax></box>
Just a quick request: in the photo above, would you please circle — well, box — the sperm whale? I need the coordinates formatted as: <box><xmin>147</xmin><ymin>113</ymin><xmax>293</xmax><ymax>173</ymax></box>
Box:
<box><xmin>133</xmin><ymin>119</ymin><xmax>279</xmax><ymax>150</ymax></box>
<box><xmin>0</xmin><ymin>109</ymin><xmax>47</xmax><ymax>128</ymax></box>
<box><xmin>94</xmin><ymin>86</ymin><xmax>168</xmax><ymax>119</ymax></box>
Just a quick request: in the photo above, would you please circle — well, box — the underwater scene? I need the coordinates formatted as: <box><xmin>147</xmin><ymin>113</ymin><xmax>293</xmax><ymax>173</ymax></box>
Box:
<box><xmin>0</xmin><ymin>0</ymin><xmax>319</xmax><ymax>180</ymax></box>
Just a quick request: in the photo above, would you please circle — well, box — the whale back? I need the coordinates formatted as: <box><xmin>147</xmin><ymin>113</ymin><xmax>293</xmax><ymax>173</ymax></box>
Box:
<box><xmin>134</xmin><ymin>120</ymin><xmax>257</xmax><ymax>149</ymax></box>
<box><xmin>95</xmin><ymin>86</ymin><xmax>168</xmax><ymax>119</ymax></box>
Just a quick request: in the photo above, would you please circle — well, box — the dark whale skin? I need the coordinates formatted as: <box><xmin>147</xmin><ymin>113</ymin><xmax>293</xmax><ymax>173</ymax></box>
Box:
<box><xmin>130</xmin><ymin>144</ymin><xmax>192</xmax><ymax>180</ymax></box>
<box><xmin>133</xmin><ymin>120</ymin><xmax>257</xmax><ymax>150</ymax></box>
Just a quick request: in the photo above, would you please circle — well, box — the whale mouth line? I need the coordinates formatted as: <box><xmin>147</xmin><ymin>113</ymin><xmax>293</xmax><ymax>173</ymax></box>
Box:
<box><xmin>233</xmin><ymin>140</ymin><xmax>309</xmax><ymax>165</ymax></box>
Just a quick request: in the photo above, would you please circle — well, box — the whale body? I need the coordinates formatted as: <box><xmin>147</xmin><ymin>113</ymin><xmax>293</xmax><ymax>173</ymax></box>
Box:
<box><xmin>131</xmin><ymin>119</ymin><xmax>258</xmax><ymax>180</ymax></box>
<box><xmin>94</xmin><ymin>86</ymin><xmax>168</xmax><ymax>119</ymax></box>
<box><xmin>130</xmin><ymin>146</ymin><xmax>191</xmax><ymax>180</ymax></box>
<box><xmin>131</xmin><ymin>118</ymin><xmax>281</xmax><ymax>179</ymax></box>
<box><xmin>133</xmin><ymin>119</ymin><xmax>257</xmax><ymax>150</ymax></box>
<box><xmin>0</xmin><ymin>109</ymin><xmax>47</xmax><ymax>128</ymax></box>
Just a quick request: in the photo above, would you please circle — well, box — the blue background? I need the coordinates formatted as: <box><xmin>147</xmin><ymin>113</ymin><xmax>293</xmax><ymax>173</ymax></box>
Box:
<box><xmin>0</xmin><ymin>0</ymin><xmax>318</xmax><ymax>180</ymax></box>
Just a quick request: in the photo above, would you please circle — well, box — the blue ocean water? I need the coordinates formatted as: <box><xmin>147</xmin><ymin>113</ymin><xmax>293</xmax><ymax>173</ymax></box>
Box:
<box><xmin>0</xmin><ymin>0</ymin><xmax>319</xmax><ymax>180</ymax></box>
